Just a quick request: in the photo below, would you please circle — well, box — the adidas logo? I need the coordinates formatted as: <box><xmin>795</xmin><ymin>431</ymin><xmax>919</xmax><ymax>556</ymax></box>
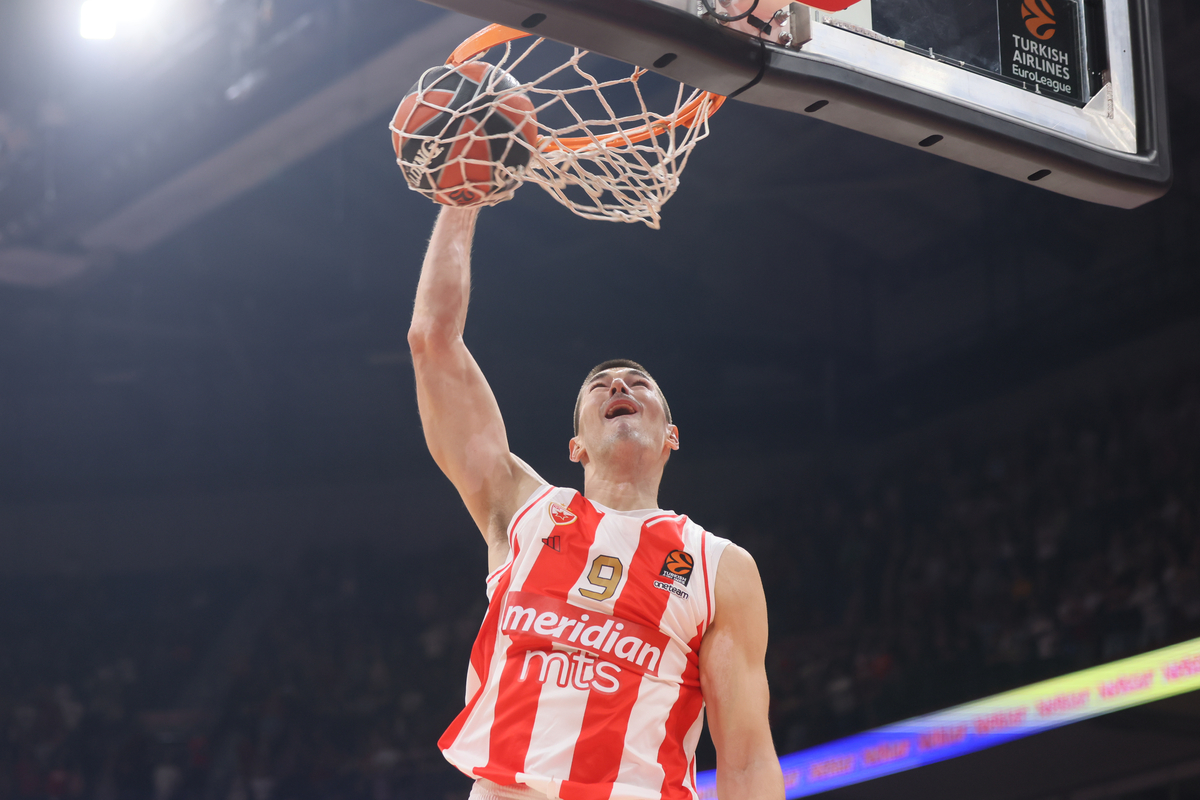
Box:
<box><xmin>541</xmin><ymin>535</ymin><xmax>561</xmax><ymax>552</ymax></box>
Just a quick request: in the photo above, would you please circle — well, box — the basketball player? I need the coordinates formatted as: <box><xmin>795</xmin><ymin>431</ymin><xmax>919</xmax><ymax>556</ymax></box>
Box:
<box><xmin>409</xmin><ymin>206</ymin><xmax>784</xmax><ymax>800</ymax></box>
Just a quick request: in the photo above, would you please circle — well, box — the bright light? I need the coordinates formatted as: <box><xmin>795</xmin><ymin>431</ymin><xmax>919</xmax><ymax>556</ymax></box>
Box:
<box><xmin>80</xmin><ymin>0</ymin><xmax>117</xmax><ymax>39</ymax></box>
<box><xmin>79</xmin><ymin>0</ymin><xmax>157</xmax><ymax>40</ymax></box>
<box><xmin>119</xmin><ymin>0</ymin><xmax>156</xmax><ymax>32</ymax></box>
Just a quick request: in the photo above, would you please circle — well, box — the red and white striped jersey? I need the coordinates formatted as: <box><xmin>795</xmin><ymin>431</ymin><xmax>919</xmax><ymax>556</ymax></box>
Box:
<box><xmin>439</xmin><ymin>486</ymin><xmax>732</xmax><ymax>800</ymax></box>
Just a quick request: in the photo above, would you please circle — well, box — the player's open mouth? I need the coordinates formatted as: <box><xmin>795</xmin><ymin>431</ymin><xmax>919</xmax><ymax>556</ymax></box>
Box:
<box><xmin>604</xmin><ymin>398</ymin><xmax>638</xmax><ymax>419</ymax></box>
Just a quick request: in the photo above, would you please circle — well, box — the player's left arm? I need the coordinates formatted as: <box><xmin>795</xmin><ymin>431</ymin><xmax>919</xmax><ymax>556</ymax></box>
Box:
<box><xmin>700</xmin><ymin>545</ymin><xmax>785</xmax><ymax>800</ymax></box>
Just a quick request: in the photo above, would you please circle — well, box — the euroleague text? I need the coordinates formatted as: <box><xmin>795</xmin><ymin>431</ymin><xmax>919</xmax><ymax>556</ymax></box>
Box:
<box><xmin>501</xmin><ymin>591</ymin><xmax>670</xmax><ymax>677</ymax></box>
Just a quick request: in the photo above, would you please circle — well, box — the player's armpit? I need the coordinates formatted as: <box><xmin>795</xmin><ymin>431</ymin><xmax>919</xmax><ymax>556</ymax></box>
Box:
<box><xmin>700</xmin><ymin>545</ymin><xmax>785</xmax><ymax>800</ymax></box>
<box><xmin>408</xmin><ymin>207</ymin><xmax>544</xmax><ymax>562</ymax></box>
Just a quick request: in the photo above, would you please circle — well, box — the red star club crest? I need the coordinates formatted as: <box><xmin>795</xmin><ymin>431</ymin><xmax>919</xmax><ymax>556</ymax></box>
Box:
<box><xmin>548</xmin><ymin>502</ymin><xmax>577</xmax><ymax>525</ymax></box>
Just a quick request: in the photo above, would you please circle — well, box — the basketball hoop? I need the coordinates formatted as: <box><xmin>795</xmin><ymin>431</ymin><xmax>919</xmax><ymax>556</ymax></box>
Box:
<box><xmin>391</xmin><ymin>24</ymin><xmax>725</xmax><ymax>229</ymax></box>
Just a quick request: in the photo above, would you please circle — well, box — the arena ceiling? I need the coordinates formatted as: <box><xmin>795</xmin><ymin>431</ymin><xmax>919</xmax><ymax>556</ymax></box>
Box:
<box><xmin>0</xmin><ymin>0</ymin><xmax>1197</xmax><ymax>503</ymax></box>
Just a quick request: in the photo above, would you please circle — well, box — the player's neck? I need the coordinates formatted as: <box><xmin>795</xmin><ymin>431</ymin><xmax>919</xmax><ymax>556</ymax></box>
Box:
<box><xmin>582</xmin><ymin>466</ymin><xmax>662</xmax><ymax>512</ymax></box>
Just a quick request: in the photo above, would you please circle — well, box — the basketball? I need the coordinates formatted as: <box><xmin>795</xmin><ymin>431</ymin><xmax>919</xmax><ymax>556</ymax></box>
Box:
<box><xmin>391</xmin><ymin>62</ymin><xmax>537</xmax><ymax>206</ymax></box>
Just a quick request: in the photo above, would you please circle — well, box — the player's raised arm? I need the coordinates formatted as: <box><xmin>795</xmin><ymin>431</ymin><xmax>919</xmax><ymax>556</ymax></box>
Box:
<box><xmin>407</xmin><ymin>207</ymin><xmax>544</xmax><ymax>565</ymax></box>
<box><xmin>700</xmin><ymin>545</ymin><xmax>785</xmax><ymax>800</ymax></box>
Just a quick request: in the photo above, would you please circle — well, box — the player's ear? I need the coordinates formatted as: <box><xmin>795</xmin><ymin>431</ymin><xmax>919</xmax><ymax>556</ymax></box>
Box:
<box><xmin>568</xmin><ymin>436</ymin><xmax>586</xmax><ymax>463</ymax></box>
<box><xmin>665</xmin><ymin>424</ymin><xmax>679</xmax><ymax>451</ymax></box>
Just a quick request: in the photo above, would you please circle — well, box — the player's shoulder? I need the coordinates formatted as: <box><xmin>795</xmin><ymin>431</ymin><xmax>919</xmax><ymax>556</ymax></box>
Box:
<box><xmin>673</xmin><ymin>518</ymin><xmax>755</xmax><ymax>580</ymax></box>
<box><xmin>677</xmin><ymin>517</ymin><xmax>737</xmax><ymax>557</ymax></box>
<box><xmin>715</xmin><ymin>542</ymin><xmax>758</xmax><ymax>574</ymax></box>
<box><xmin>701</xmin><ymin>542</ymin><xmax>767</xmax><ymax>642</ymax></box>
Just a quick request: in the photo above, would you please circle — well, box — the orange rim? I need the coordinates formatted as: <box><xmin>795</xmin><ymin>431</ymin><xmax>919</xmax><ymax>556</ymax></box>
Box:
<box><xmin>444</xmin><ymin>24</ymin><xmax>725</xmax><ymax>153</ymax></box>
<box><xmin>446</xmin><ymin>24</ymin><xmax>532</xmax><ymax>66</ymax></box>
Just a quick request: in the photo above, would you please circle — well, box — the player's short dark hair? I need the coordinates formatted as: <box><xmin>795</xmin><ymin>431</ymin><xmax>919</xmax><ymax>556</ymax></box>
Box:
<box><xmin>573</xmin><ymin>359</ymin><xmax>672</xmax><ymax>435</ymax></box>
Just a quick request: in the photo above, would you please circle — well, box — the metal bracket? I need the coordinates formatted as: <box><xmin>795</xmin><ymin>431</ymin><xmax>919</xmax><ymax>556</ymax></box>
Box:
<box><xmin>694</xmin><ymin>0</ymin><xmax>812</xmax><ymax>48</ymax></box>
<box><xmin>782</xmin><ymin>3</ymin><xmax>813</xmax><ymax>48</ymax></box>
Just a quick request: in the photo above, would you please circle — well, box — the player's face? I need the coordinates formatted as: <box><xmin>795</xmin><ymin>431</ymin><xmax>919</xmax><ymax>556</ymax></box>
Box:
<box><xmin>571</xmin><ymin>368</ymin><xmax>678</xmax><ymax>465</ymax></box>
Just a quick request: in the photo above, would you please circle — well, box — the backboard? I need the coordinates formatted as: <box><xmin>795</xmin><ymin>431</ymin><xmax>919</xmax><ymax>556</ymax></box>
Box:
<box><xmin>407</xmin><ymin>0</ymin><xmax>1170</xmax><ymax>208</ymax></box>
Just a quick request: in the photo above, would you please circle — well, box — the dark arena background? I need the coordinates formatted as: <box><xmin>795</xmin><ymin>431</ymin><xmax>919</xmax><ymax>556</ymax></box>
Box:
<box><xmin>2</xmin><ymin>1</ymin><xmax>1200</xmax><ymax>799</ymax></box>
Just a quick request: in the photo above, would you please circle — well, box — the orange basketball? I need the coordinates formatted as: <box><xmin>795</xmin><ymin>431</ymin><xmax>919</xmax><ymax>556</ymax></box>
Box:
<box><xmin>391</xmin><ymin>62</ymin><xmax>537</xmax><ymax>206</ymax></box>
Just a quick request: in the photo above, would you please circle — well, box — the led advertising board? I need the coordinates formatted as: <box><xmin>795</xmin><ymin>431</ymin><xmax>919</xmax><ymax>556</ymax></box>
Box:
<box><xmin>696</xmin><ymin>636</ymin><xmax>1200</xmax><ymax>799</ymax></box>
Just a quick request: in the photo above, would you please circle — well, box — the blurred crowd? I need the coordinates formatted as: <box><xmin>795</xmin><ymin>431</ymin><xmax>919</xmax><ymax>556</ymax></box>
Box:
<box><xmin>0</xmin><ymin>571</ymin><xmax>254</xmax><ymax>800</ymax></box>
<box><xmin>2</xmin><ymin>368</ymin><xmax>1197</xmax><ymax>799</ymax></box>
<box><xmin>752</xmin><ymin>370</ymin><xmax>1200</xmax><ymax>752</ymax></box>
<box><xmin>199</xmin><ymin>550</ymin><xmax>485</xmax><ymax>800</ymax></box>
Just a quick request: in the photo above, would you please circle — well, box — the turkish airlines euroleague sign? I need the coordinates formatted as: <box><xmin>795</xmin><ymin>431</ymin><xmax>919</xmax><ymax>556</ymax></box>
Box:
<box><xmin>501</xmin><ymin>591</ymin><xmax>671</xmax><ymax>677</ymax></box>
<box><xmin>997</xmin><ymin>0</ymin><xmax>1085</xmax><ymax>103</ymax></box>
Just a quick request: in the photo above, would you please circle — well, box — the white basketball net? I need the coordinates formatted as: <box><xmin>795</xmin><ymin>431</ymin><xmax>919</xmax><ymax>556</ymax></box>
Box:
<box><xmin>391</xmin><ymin>33</ymin><xmax>723</xmax><ymax>230</ymax></box>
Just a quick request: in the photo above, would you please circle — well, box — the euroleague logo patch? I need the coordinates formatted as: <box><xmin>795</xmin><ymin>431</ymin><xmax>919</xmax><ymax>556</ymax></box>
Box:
<box><xmin>659</xmin><ymin>550</ymin><xmax>694</xmax><ymax>586</ymax></box>
<box><xmin>548</xmin><ymin>502</ymin><xmax>577</xmax><ymax>526</ymax></box>
<box><xmin>1022</xmin><ymin>0</ymin><xmax>1056</xmax><ymax>40</ymax></box>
